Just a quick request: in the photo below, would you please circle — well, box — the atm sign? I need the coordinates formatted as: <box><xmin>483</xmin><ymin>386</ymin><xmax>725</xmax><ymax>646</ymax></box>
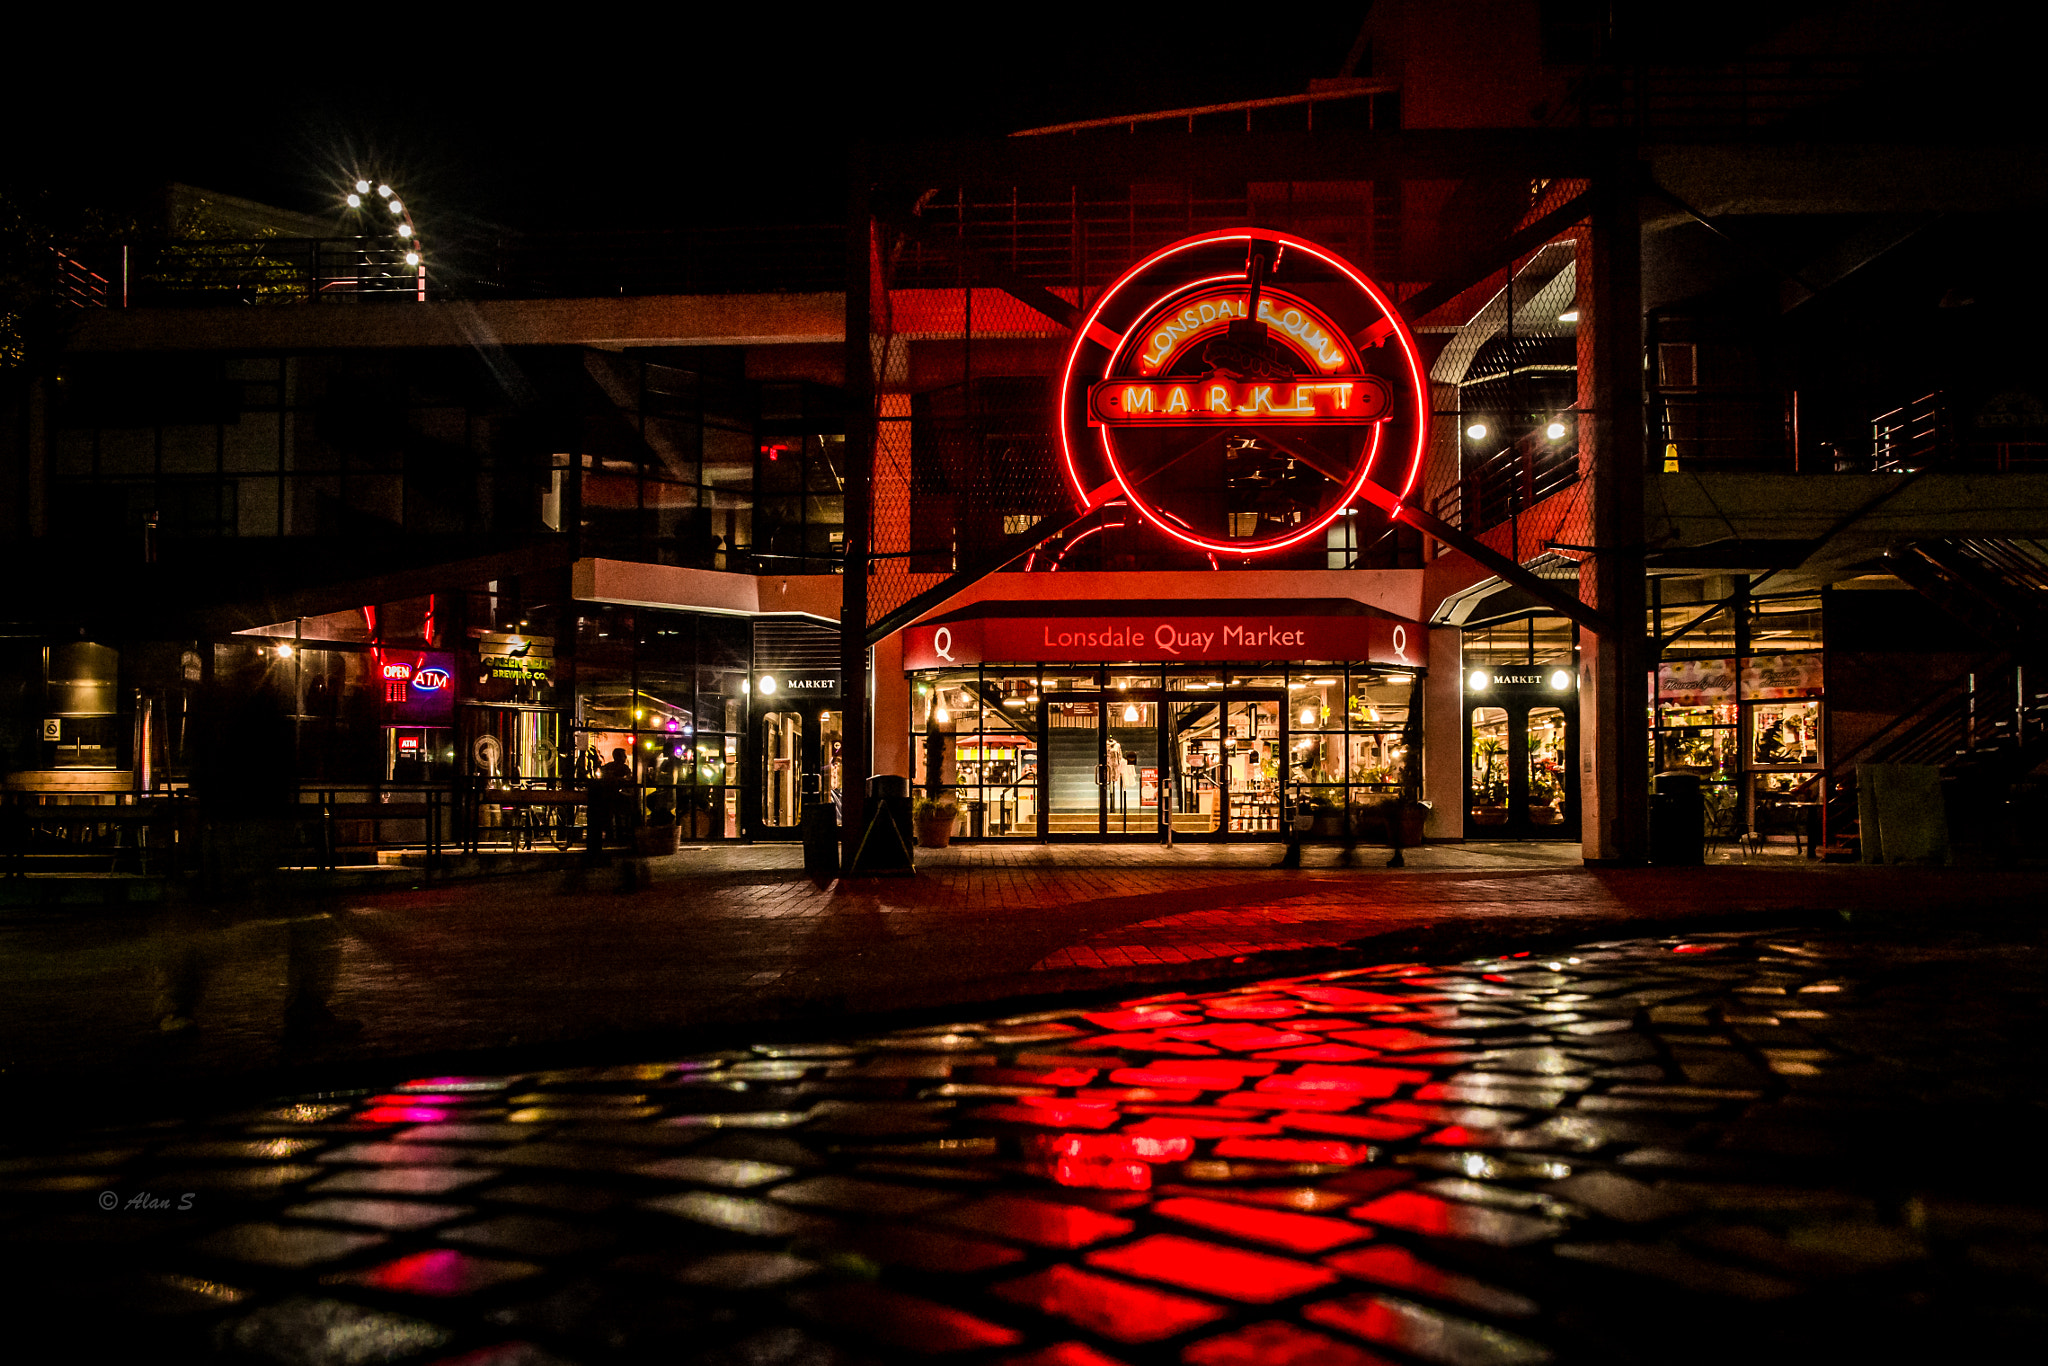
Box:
<box><xmin>411</xmin><ymin>667</ymin><xmax>451</xmax><ymax>692</ymax></box>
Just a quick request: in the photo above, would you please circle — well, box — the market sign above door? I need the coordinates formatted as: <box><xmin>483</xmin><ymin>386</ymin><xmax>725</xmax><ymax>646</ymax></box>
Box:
<box><xmin>1060</xmin><ymin>230</ymin><xmax>1428</xmax><ymax>556</ymax></box>
<box><xmin>904</xmin><ymin>612</ymin><xmax>1423</xmax><ymax>670</ymax></box>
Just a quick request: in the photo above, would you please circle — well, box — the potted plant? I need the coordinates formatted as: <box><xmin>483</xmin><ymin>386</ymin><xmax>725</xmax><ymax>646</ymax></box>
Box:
<box><xmin>1395</xmin><ymin>797</ymin><xmax>1432</xmax><ymax>845</ymax></box>
<box><xmin>1470</xmin><ymin>738</ymin><xmax>1509</xmax><ymax>825</ymax></box>
<box><xmin>913</xmin><ymin>796</ymin><xmax>958</xmax><ymax>848</ymax></box>
<box><xmin>1310</xmin><ymin>795</ymin><xmax>1346</xmax><ymax>838</ymax></box>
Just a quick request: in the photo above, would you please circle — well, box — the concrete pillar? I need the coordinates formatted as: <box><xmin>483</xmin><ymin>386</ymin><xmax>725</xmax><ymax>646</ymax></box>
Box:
<box><xmin>871</xmin><ymin>630</ymin><xmax>909</xmax><ymax>780</ymax></box>
<box><xmin>1423</xmin><ymin>626</ymin><xmax>1464</xmax><ymax>838</ymax></box>
<box><xmin>1579</xmin><ymin>174</ymin><xmax>1649</xmax><ymax>864</ymax></box>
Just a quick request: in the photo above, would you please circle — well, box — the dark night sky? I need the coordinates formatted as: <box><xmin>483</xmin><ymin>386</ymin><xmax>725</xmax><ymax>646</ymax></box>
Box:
<box><xmin>5</xmin><ymin>10</ymin><xmax>1370</xmax><ymax>236</ymax></box>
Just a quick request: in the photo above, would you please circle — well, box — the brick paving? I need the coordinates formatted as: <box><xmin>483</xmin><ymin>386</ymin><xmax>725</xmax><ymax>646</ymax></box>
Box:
<box><xmin>5</xmin><ymin>923</ymin><xmax>2045</xmax><ymax>1363</ymax></box>
<box><xmin>4</xmin><ymin>842</ymin><xmax>2048</xmax><ymax>1112</ymax></box>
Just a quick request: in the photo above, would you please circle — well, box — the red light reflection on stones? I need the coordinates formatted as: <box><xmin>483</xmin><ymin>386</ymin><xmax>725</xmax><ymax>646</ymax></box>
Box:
<box><xmin>1090</xmin><ymin>1033</ymin><xmax>1224</xmax><ymax>1054</ymax></box>
<box><xmin>1202</xmin><ymin>999</ymin><xmax>1303</xmax><ymax>1020</ymax></box>
<box><xmin>1055</xmin><ymin>1157</ymin><xmax>1151</xmax><ymax>1190</ymax></box>
<box><xmin>1289</xmin><ymin>986</ymin><xmax>1426</xmax><ymax>1006</ymax></box>
<box><xmin>1183</xmin><ymin>1319</ymin><xmax>1391</xmax><ymax>1366</ymax></box>
<box><xmin>1152</xmin><ymin>1195</ymin><xmax>1368</xmax><ymax>1252</ymax></box>
<box><xmin>1252</xmin><ymin>1043</ymin><xmax>1385</xmax><ymax>1062</ymax></box>
<box><xmin>1082</xmin><ymin>1007</ymin><xmax>1205</xmax><ymax>1029</ymax></box>
<box><xmin>1085</xmin><ymin>1232</ymin><xmax>1338</xmax><ymax>1302</ymax></box>
<box><xmin>1212</xmin><ymin>1137</ymin><xmax>1370</xmax><ymax>1164</ymax></box>
<box><xmin>358</xmin><ymin>1107</ymin><xmax>452</xmax><ymax>1124</ymax></box>
<box><xmin>1279</xmin><ymin>1113</ymin><xmax>1426</xmax><ymax>1140</ymax></box>
<box><xmin>1111</xmin><ymin>1062</ymin><xmax>1276</xmax><ymax>1088</ymax></box>
<box><xmin>1215</xmin><ymin>1091</ymin><xmax>1364</xmax><ymax>1112</ymax></box>
<box><xmin>1123</xmin><ymin>1116</ymin><xmax>1280</xmax><ymax>1138</ymax></box>
<box><xmin>1158</xmin><ymin>1025</ymin><xmax>1320</xmax><ymax>1051</ymax></box>
<box><xmin>973</xmin><ymin>1099</ymin><xmax>1121</xmax><ymax>1129</ymax></box>
<box><xmin>997</xmin><ymin>1342</ymin><xmax>1133</xmax><ymax>1366</ymax></box>
<box><xmin>329</xmin><ymin>1249</ymin><xmax>537</xmax><ymax>1296</ymax></box>
<box><xmin>1256</xmin><ymin>1065</ymin><xmax>1432</xmax><ymax>1097</ymax></box>
<box><xmin>990</xmin><ymin>1264</ymin><xmax>1225</xmax><ymax>1343</ymax></box>
<box><xmin>1328</xmin><ymin>1028</ymin><xmax>1470</xmax><ymax>1051</ymax></box>
<box><xmin>940</xmin><ymin>1194</ymin><xmax>1135</xmax><ymax>1248</ymax></box>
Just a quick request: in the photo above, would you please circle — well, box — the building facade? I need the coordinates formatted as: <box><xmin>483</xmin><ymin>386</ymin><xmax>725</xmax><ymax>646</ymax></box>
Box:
<box><xmin>5</xmin><ymin>3</ymin><xmax>2043</xmax><ymax>864</ymax></box>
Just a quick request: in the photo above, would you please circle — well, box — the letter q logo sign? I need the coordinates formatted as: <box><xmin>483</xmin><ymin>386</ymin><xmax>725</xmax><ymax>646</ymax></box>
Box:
<box><xmin>932</xmin><ymin>627</ymin><xmax>955</xmax><ymax>663</ymax></box>
<box><xmin>1392</xmin><ymin>625</ymin><xmax>1408</xmax><ymax>663</ymax></box>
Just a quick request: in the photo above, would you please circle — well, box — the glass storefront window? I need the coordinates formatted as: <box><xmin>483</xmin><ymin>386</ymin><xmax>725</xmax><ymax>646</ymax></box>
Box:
<box><xmin>1525</xmin><ymin>705</ymin><xmax>1569</xmax><ymax>826</ymax></box>
<box><xmin>1469</xmin><ymin>706</ymin><xmax>1510</xmax><ymax>827</ymax></box>
<box><xmin>1752</xmin><ymin>700</ymin><xmax>1820</xmax><ymax>767</ymax></box>
<box><xmin>902</xmin><ymin>658</ymin><xmax>1430</xmax><ymax>841</ymax></box>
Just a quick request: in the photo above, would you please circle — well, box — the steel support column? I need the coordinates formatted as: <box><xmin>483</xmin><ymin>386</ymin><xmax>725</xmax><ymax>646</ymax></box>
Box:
<box><xmin>840</xmin><ymin>172</ymin><xmax>874</xmax><ymax>871</ymax></box>
<box><xmin>1580</xmin><ymin>172</ymin><xmax>1648</xmax><ymax>864</ymax></box>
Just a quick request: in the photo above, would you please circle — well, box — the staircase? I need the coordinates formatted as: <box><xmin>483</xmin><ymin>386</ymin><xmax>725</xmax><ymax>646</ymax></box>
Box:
<box><xmin>1827</xmin><ymin>540</ymin><xmax>2048</xmax><ymax>856</ymax></box>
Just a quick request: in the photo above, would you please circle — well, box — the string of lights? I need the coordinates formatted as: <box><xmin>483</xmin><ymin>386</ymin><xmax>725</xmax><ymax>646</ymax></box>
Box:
<box><xmin>342</xmin><ymin>176</ymin><xmax>422</xmax><ymax>272</ymax></box>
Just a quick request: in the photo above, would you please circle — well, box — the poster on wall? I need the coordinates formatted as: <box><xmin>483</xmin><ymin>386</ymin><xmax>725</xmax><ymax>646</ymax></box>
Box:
<box><xmin>1656</xmin><ymin>658</ymin><xmax>1739</xmax><ymax>705</ymax></box>
<box><xmin>1741</xmin><ymin>652</ymin><xmax>1824</xmax><ymax>699</ymax></box>
<box><xmin>1139</xmin><ymin>767</ymin><xmax>1158</xmax><ymax>807</ymax></box>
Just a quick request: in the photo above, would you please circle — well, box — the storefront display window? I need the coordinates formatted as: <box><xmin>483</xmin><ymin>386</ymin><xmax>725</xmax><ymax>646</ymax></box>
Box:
<box><xmin>1752</xmin><ymin>700</ymin><xmax>1820</xmax><ymax>767</ymax></box>
<box><xmin>908</xmin><ymin>661</ymin><xmax>1421</xmax><ymax>841</ymax></box>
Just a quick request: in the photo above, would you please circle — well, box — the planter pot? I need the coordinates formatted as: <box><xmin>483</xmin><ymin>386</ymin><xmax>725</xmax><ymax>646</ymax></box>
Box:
<box><xmin>1529</xmin><ymin>805</ymin><xmax>1563</xmax><ymax>826</ymax></box>
<box><xmin>685</xmin><ymin>810</ymin><xmax>716</xmax><ymax>840</ymax></box>
<box><xmin>1397</xmin><ymin>802</ymin><xmax>1431</xmax><ymax>845</ymax></box>
<box><xmin>915</xmin><ymin>814</ymin><xmax>955</xmax><ymax>849</ymax></box>
<box><xmin>634</xmin><ymin>824</ymin><xmax>680</xmax><ymax>857</ymax></box>
<box><xmin>1470</xmin><ymin>804</ymin><xmax>1510</xmax><ymax>827</ymax></box>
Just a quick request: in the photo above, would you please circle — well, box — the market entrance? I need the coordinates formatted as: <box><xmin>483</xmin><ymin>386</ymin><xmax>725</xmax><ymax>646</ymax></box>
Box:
<box><xmin>1038</xmin><ymin>681</ymin><xmax>1290</xmax><ymax>841</ymax></box>
<box><xmin>748</xmin><ymin>701</ymin><xmax>842</xmax><ymax>841</ymax></box>
<box><xmin>1465</xmin><ymin>667</ymin><xmax>1578</xmax><ymax>838</ymax></box>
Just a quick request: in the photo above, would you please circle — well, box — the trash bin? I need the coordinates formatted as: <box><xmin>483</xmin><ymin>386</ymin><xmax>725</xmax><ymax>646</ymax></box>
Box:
<box><xmin>1650</xmin><ymin>770</ymin><xmax>1705</xmax><ymax>866</ymax></box>
<box><xmin>800</xmin><ymin>774</ymin><xmax>839</xmax><ymax>878</ymax></box>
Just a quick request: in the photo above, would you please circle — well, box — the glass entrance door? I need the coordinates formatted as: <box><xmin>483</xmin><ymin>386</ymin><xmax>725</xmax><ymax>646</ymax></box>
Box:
<box><xmin>1107</xmin><ymin>693</ymin><xmax>1159</xmax><ymax>836</ymax></box>
<box><xmin>1164</xmin><ymin>690</ymin><xmax>1286</xmax><ymax>840</ymax></box>
<box><xmin>1226</xmin><ymin>698</ymin><xmax>1284</xmax><ymax>834</ymax></box>
<box><xmin>1043</xmin><ymin>695</ymin><xmax>1102</xmax><ymax>838</ymax></box>
<box><xmin>1040</xmin><ymin>692</ymin><xmax>1165</xmax><ymax>839</ymax></box>
<box><xmin>751</xmin><ymin>705</ymin><xmax>843</xmax><ymax>840</ymax></box>
<box><xmin>1466</xmin><ymin>699</ymin><xmax>1577</xmax><ymax>839</ymax></box>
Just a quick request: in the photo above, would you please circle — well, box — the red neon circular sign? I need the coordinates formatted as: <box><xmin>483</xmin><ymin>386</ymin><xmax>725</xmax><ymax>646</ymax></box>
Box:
<box><xmin>1058</xmin><ymin>230</ymin><xmax>1427</xmax><ymax>557</ymax></box>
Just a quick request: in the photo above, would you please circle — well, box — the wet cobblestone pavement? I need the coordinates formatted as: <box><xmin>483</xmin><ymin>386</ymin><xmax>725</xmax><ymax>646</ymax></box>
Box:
<box><xmin>6</xmin><ymin>924</ymin><xmax>2047</xmax><ymax>1364</ymax></box>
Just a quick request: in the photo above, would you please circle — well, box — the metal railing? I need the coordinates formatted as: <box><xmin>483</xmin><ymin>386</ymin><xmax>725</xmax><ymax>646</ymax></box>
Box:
<box><xmin>1872</xmin><ymin>393</ymin><xmax>2048</xmax><ymax>472</ymax></box>
<box><xmin>1655</xmin><ymin>391</ymin><xmax>1796</xmax><ymax>470</ymax></box>
<box><xmin>1432</xmin><ymin>441</ymin><xmax>1580</xmax><ymax>533</ymax></box>
<box><xmin>0</xmin><ymin>792</ymin><xmax>196</xmax><ymax>877</ymax></box>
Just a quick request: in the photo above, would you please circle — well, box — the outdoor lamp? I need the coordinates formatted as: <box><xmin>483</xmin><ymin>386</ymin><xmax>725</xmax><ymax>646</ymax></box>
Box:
<box><xmin>1546</xmin><ymin>421</ymin><xmax>1567</xmax><ymax>440</ymax></box>
<box><xmin>758</xmin><ymin>676</ymin><xmax>777</xmax><ymax>695</ymax></box>
<box><xmin>1469</xmin><ymin>669</ymin><xmax>1490</xmax><ymax>690</ymax></box>
<box><xmin>1465</xmin><ymin>422</ymin><xmax>1489</xmax><ymax>440</ymax></box>
<box><xmin>1550</xmin><ymin>669</ymin><xmax>1573</xmax><ymax>690</ymax></box>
